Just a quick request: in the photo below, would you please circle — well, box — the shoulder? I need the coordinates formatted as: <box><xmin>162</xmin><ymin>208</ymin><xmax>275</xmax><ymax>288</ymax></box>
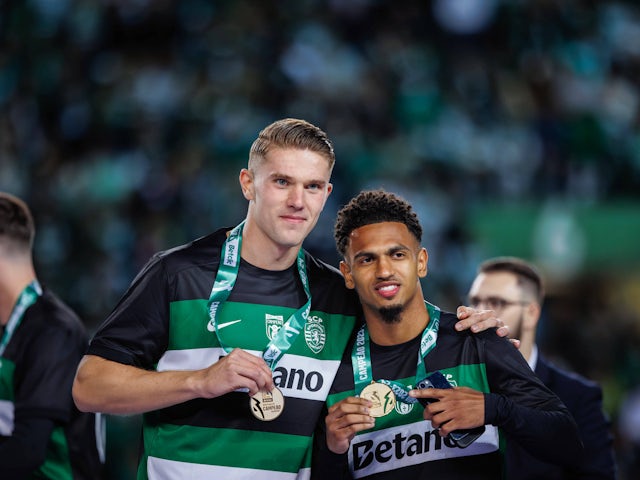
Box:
<box><xmin>26</xmin><ymin>288</ymin><xmax>88</xmax><ymax>343</ymax></box>
<box><xmin>129</xmin><ymin>229</ymin><xmax>228</xmax><ymax>287</ymax></box>
<box><xmin>303</xmin><ymin>251</ymin><xmax>350</xmax><ymax>293</ymax></box>
<box><xmin>436</xmin><ymin>310</ymin><xmax>460</xmax><ymax>334</ymax></box>
<box><xmin>436</xmin><ymin>309</ymin><xmax>498</xmax><ymax>342</ymax></box>
<box><xmin>304</xmin><ymin>251</ymin><xmax>359</xmax><ymax>315</ymax></box>
<box><xmin>154</xmin><ymin>229</ymin><xmax>227</xmax><ymax>271</ymax></box>
<box><xmin>304</xmin><ymin>251</ymin><xmax>343</xmax><ymax>280</ymax></box>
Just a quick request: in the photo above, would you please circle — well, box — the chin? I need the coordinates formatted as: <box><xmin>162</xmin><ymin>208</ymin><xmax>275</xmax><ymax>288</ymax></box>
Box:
<box><xmin>378</xmin><ymin>305</ymin><xmax>403</xmax><ymax>324</ymax></box>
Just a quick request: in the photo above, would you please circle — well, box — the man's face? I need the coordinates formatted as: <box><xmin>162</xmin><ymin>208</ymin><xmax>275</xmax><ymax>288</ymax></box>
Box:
<box><xmin>242</xmin><ymin>147</ymin><xmax>333</xmax><ymax>252</ymax></box>
<box><xmin>340</xmin><ymin>221</ymin><xmax>427</xmax><ymax>322</ymax></box>
<box><xmin>467</xmin><ymin>271</ymin><xmax>527</xmax><ymax>339</ymax></box>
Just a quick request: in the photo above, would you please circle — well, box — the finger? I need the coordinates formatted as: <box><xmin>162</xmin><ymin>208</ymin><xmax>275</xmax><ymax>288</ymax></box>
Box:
<box><xmin>457</xmin><ymin>311</ymin><xmax>503</xmax><ymax>333</ymax></box>
<box><xmin>330</xmin><ymin>413</ymin><xmax>375</xmax><ymax>431</ymax></box>
<box><xmin>219</xmin><ymin>359</ymin><xmax>274</xmax><ymax>394</ymax></box>
<box><xmin>455</xmin><ymin>307</ymin><xmax>491</xmax><ymax>331</ymax></box>
<box><xmin>417</xmin><ymin>388</ymin><xmax>449</xmax><ymax>401</ymax></box>
<box><xmin>225</xmin><ymin>349</ymin><xmax>275</xmax><ymax>390</ymax></box>
<box><xmin>329</xmin><ymin>397</ymin><xmax>372</xmax><ymax>416</ymax></box>
<box><xmin>496</xmin><ymin>325</ymin><xmax>510</xmax><ymax>337</ymax></box>
<box><xmin>456</xmin><ymin>305</ymin><xmax>473</xmax><ymax>320</ymax></box>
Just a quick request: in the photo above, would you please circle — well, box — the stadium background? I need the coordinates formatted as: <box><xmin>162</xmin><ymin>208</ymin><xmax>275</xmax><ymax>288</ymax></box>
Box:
<box><xmin>1</xmin><ymin>0</ymin><xmax>639</xmax><ymax>477</ymax></box>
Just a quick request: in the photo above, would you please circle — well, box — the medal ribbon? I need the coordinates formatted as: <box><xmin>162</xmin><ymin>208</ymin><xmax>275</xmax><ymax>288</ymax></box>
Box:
<box><xmin>351</xmin><ymin>301</ymin><xmax>441</xmax><ymax>404</ymax></box>
<box><xmin>206</xmin><ymin>221</ymin><xmax>311</xmax><ymax>370</ymax></box>
<box><xmin>0</xmin><ymin>281</ymin><xmax>42</xmax><ymax>357</ymax></box>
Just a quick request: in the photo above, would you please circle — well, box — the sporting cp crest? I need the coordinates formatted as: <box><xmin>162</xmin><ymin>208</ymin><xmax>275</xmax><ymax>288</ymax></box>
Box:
<box><xmin>265</xmin><ymin>314</ymin><xmax>284</xmax><ymax>340</ymax></box>
<box><xmin>304</xmin><ymin>315</ymin><xmax>326</xmax><ymax>354</ymax></box>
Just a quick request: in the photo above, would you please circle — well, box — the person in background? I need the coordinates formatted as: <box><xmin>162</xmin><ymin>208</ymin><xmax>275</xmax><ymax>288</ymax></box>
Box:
<box><xmin>72</xmin><ymin>118</ymin><xmax>504</xmax><ymax>479</ymax></box>
<box><xmin>312</xmin><ymin>189</ymin><xmax>582</xmax><ymax>479</ymax></box>
<box><xmin>0</xmin><ymin>192</ymin><xmax>104</xmax><ymax>479</ymax></box>
<box><xmin>468</xmin><ymin>256</ymin><xmax>616</xmax><ymax>479</ymax></box>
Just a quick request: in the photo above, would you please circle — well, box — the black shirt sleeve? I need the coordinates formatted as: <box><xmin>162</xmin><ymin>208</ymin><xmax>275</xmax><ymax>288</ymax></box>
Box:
<box><xmin>481</xmin><ymin>333</ymin><xmax>583</xmax><ymax>466</ymax></box>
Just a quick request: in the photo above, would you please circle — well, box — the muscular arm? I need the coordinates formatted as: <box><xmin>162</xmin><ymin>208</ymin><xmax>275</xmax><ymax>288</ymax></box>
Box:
<box><xmin>73</xmin><ymin>350</ymin><xmax>275</xmax><ymax>415</ymax></box>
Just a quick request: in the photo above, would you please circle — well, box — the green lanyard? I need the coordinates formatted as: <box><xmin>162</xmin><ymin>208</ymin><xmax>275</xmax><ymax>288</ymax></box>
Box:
<box><xmin>0</xmin><ymin>281</ymin><xmax>42</xmax><ymax>357</ymax></box>
<box><xmin>206</xmin><ymin>221</ymin><xmax>311</xmax><ymax>370</ymax></box>
<box><xmin>351</xmin><ymin>301</ymin><xmax>440</xmax><ymax>404</ymax></box>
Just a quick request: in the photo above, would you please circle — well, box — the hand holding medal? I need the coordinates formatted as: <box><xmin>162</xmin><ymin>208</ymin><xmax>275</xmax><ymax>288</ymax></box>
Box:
<box><xmin>359</xmin><ymin>381</ymin><xmax>396</xmax><ymax>417</ymax></box>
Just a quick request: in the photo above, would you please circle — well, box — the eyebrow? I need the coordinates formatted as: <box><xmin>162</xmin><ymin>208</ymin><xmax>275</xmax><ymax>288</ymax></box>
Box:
<box><xmin>269</xmin><ymin>172</ymin><xmax>327</xmax><ymax>186</ymax></box>
<box><xmin>352</xmin><ymin>244</ymin><xmax>411</xmax><ymax>261</ymax></box>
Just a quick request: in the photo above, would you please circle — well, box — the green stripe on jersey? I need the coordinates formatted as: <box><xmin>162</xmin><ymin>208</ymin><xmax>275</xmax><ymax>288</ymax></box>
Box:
<box><xmin>168</xmin><ymin>299</ymin><xmax>351</xmax><ymax>359</ymax></box>
<box><xmin>440</xmin><ymin>363</ymin><xmax>490</xmax><ymax>392</ymax></box>
<box><xmin>142</xmin><ymin>423</ymin><xmax>312</xmax><ymax>472</ymax></box>
<box><xmin>0</xmin><ymin>357</ymin><xmax>16</xmax><ymax>402</ymax></box>
<box><xmin>328</xmin><ymin>362</ymin><xmax>491</xmax><ymax>429</ymax></box>
<box><xmin>37</xmin><ymin>425</ymin><xmax>73</xmax><ymax>480</ymax></box>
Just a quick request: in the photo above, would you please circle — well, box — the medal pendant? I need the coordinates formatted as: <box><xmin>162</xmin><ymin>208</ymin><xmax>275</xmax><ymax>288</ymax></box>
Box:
<box><xmin>360</xmin><ymin>382</ymin><xmax>396</xmax><ymax>417</ymax></box>
<box><xmin>250</xmin><ymin>387</ymin><xmax>285</xmax><ymax>421</ymax></box>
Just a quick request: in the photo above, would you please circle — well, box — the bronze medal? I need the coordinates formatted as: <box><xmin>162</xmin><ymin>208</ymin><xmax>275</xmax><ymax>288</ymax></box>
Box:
<box><xmin>360</xmin><ymin>382</ymin><xmax>396</xmax><ymax>417</ymax></box>
<box><xmin>250</xmin><ymin>387</ymin><xmax>285</xmax><ymax>421</ymax></box>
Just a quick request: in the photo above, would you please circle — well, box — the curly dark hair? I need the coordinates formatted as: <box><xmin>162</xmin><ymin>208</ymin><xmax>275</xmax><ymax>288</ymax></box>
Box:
<box><xmin>334</xmin><ymin>189</ymin><xmax>422</xmax><ymax>256</ymax></box>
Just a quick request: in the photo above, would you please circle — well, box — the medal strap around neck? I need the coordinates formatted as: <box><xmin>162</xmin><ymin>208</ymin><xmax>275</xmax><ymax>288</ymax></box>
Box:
<box><xmin>207</xmin><ymin>221</ymin><xmax>311</xmax><ymax>370</ymax></box>
<box><xmin>351</xmin><ymin>301</ymin><xmax>441</xmax><ymax>404</ymax></box>
<box><xmin>0</xmin><ymin>280</ymin><xmax>42</xmax><ymax>357</ymax></box>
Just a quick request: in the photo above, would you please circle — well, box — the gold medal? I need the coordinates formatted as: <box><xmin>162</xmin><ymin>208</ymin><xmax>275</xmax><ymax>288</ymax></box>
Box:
<box><xmin>250</xmin><ymin>387</ymin><xmax>285</xmax><ymax>421</ymax></box>
<box><xmin>360</xmin><ymin>382</ymin><xmax>396</xmax><ymax>417</ymax></box>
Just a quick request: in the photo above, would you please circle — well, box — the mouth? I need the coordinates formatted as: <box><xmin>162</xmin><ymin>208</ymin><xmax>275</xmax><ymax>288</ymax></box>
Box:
<box><xmin>280</xmin><ymin>215</ymin><xmax>306</xmax><ymax>224</ymax></box>
<box><xmin>376</xmin><ymin>283</ymin><xmax>400</xmax><ymax>299</ymax></box>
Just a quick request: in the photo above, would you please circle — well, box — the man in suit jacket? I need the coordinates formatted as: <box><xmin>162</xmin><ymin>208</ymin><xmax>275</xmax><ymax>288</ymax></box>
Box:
<box><xmin>467</xmin><ymin>257</ymin><xmax>616</xmax><ymax>479</ymax></box>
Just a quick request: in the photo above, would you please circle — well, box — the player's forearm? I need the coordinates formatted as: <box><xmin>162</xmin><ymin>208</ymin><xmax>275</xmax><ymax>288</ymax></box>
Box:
<box><xmin>72</xmin><ymin>355</ymin><xmax>203</xmax><ymax>415</ymax></box>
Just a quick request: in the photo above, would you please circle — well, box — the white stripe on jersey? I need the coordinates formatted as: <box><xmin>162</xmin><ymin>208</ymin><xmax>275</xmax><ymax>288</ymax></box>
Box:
<box><xmin>157</xmin><ymin>348</ymin><xmax>339</xmax><ymax>402</ymax></box>
<box><xmin>0</xmin><ymin>399</ymin><xmax>14</xmax><ymax>435</ymax></box>
<box><xmin>349</xmin><ymin>420</ymin><xmax>499</xmax><ymax>478</ymax></box>
<box><xmin>147</xmin><ymin>456</ymin><xmax>311</xmax><ymax>480</ymax></box>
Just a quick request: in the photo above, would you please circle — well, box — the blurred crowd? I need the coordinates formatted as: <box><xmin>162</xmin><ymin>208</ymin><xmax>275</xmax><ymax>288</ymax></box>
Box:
<box><xmin>2</xmin><ymin>0</ymin><xmax>640</xmax><ymax>478</ymax></box>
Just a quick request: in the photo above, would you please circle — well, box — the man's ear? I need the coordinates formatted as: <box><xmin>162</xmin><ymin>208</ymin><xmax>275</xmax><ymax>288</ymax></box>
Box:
<box><xmin>339</xmin><ymin>261</ymin><xmax>355</xmax><ymax>289</ymax></box>
<box><xmin>239</xmin><ymin>168</ymin><xmax>254</xmax><ymax>200</ymax></box>
<box><xmin>523</xmin><ymin>302</ymin><xmax>541</xmax><ymax>331</ymax></box>
<box><xmin>417</xmin><ymin>247</ymin><xmax>429</xmax><ymax>278</ymax></box>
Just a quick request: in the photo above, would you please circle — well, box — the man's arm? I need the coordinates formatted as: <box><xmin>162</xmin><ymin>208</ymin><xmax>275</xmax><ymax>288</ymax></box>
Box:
<box><xmin>482</xmin><ymin>335</ymin><xmax>583</xmax><ymax>465</ymax></box>
<box><xmin>72</xmin><ymin>349</ymin><xmax>275</xmax><ymax>415</ymax></box>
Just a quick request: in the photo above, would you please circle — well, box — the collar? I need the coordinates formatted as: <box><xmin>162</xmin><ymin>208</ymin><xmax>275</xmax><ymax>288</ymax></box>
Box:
<box><xmin>528</xmin><ymin>343</ymin><xmax>538</xmax><ymax>371</ymax></box>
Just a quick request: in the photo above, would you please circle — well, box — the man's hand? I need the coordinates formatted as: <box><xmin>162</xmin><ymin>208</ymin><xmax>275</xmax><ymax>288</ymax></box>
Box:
<box><xmin>197</xmin><ymin>348</ymin><xmax>275</xmax><ymax>398</ymax></box>
<box><xmin>409</xmin><ymin>386</ymin><xmax>485</xmax><ymax>437</ymax></box>
<box><xmin>455</xmin><ymin>306</ymin><xmax>521</xmax><ymax>348</ymax></box>
<box><xmin>324</xmin><ymin>397</ymin><xmax>375</xmax><ymax>454</ymax></box>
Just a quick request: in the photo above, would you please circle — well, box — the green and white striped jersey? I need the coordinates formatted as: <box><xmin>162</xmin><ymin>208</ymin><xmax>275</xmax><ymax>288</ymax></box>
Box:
<box><xmin>88</xmin><ymin>228</ymin><xmax>359</xmax><ymax>479</ymax></box>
